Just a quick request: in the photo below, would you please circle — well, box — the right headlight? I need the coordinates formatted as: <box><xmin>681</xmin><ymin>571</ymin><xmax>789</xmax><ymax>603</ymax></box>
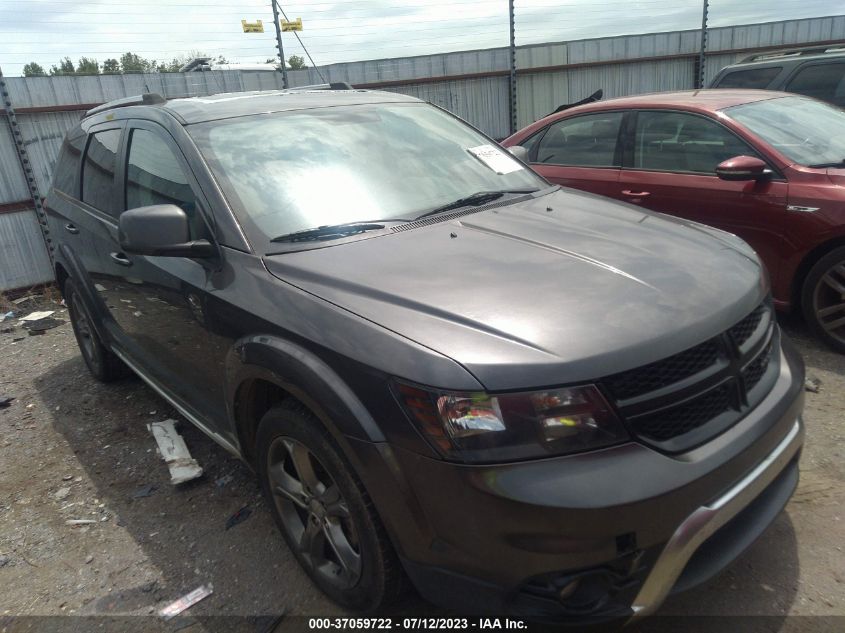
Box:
<box><xmin>393</xmin><ymin>381</ymin><xmax>629</xmax><ymax>463</ymax></box>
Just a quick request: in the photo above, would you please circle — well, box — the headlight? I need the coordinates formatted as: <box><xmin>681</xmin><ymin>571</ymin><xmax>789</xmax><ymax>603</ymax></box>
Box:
<box><xmin>393</xmin><ymin>382</ymin><xmax>628</xmax><ymax>462</ymax></box>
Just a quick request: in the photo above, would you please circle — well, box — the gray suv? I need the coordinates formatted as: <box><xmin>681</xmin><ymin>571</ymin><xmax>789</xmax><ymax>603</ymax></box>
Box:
<box><xmin>46</xmin><ymin>87</ymin><xmax>805</xmax><ymax>623</ymax></box>
<box><xmin>710</xmin><ymin>44</ymin><xmax>845</xmax><ymax>107</ymax></box>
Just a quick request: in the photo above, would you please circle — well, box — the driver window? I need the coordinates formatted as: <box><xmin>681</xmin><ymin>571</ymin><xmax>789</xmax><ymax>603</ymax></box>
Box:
<box><xmin>634</xmin><ymin>111</ymin><xmax>760</xmax><ymax>174</ymax></box>
<box><xmin>125</xmin><ymin>128</ymin><xmax>206</xmax><ymax>239</ymax></box>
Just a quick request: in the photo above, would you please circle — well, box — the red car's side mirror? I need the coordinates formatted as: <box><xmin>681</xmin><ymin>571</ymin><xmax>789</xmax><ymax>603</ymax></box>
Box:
<box><xmin>715</xmin><ymin>155</ymin><xmax>771</xmax><ymax>181</ymax></box>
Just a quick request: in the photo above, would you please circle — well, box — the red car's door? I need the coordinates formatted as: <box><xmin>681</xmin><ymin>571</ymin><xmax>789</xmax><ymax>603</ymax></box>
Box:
<box><xmin>618</xmin><ymin>110</ymin><xmax>788</xmax><ymax>280</ymax></box>
<box><xmin>526</xmin><ymin>111</ymin><xmax>624</xmax><ymax>198</ymax></box>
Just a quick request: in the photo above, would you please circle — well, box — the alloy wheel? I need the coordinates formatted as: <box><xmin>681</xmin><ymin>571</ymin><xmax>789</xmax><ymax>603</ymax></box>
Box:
<box><xmin>812</xmin><ymin>260</ymin><xmax>845</xmax><ymax>347</ymax></box>
<box><xmin>70</xmin><ymin>293</ymin><xmax>99</xmax><ymax>368</ymax></box>
<box><xmin>267</xmin><ymin>436</ymin><xmax>362</xmax><ymax>589</ymax></box>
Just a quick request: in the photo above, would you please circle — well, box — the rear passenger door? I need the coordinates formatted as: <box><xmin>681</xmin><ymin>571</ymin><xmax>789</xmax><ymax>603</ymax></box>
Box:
<box><xmin>617</xmin><ymin>110</ymin><xmax>788</xmax><ymax>280</ymax></box>
<box><xmin>526</xmin><ymin>111</ymin><xmax>625</xmax><ymax>198</ymax></box>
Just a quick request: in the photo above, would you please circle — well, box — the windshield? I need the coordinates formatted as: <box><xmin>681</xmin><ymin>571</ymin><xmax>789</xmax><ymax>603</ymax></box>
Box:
<box><xmin>724</xmin><ymin>96</ymin><xmax>845</xmax><ymax>167</ymax></box>
<box><xmin>190</xmin><ymin>103</ymin><xmax>545</xmax><ymax>244</ymax></box>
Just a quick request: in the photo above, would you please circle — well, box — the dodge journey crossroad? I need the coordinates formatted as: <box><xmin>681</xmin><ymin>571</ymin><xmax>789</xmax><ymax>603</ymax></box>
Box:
<box><xmin>46</xmin><ymin>87</ymin><xmax>805</xmax><ymax>623</ymax></box>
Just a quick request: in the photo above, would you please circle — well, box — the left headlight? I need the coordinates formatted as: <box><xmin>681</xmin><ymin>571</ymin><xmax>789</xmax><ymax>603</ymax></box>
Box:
<box><xmin>393</xmin><ymin>381</ymin><xmax>629</xmax><ymax>463</ymax></box>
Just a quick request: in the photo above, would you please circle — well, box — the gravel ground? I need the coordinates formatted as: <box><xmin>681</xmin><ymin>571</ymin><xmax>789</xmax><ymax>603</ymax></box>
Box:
<box><xmin>0</xmin><ymin>297</ymin><xmax>842</xmax><ymax>631</ymax></box>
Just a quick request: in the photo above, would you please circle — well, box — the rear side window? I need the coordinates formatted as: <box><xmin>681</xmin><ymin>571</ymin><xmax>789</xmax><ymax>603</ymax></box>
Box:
<box><xmin>714</xmin><ymin>67</ymin><xmax>782</xmax><ymax>89</ymax></box>
<box><xmin>534</xmin><ymin>112</ymin><xmax>623</xmax><ymax>167</ymax></box>
<box><xmin>786</xmin><ymin>63</ymin><xmax>845</xmax><ymax>107</ymax></box>
<box><xmin>52</xmin><ymin>132</ymin><xmax>85</xmax><ymax>196</ymax></box>
<box><xmin>81</xmin><ymin>129</ymin><xmax>121</xmax><ymax>213</ymax></box>
<box><xmin>125</xmin><ymin>128</ymin><xmax>204</xmax><ymax>239</ymax></box>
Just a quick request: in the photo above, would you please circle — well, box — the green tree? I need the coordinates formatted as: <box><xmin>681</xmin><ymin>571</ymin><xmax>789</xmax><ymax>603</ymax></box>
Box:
<box><xmin>49</xmin><ymin>57</ymin><xmax>75</xmax><ymax>75</ymax></box>
<box><xmin>76</xmin><ymin>57</ymin><xmax>100</xmax><ymax>75</ymax></box>
<box><xmin>102</xmin><ymin>58</ymin><xmax>120</xmax><ymax>74</ymax></box>
<box><xmin>287</xmin><ymin>54</ymin><xmax>307</xmax><ymax>70</ymax></box>
<box><xmin>22</xmin><ymin>62</ymin><xmax>46</xmax><ymax>77</ymax></box>
<box><xmin>119</xmin><ymin>52</ymin><xmax>153</xmax><ymax>74</ymax></box>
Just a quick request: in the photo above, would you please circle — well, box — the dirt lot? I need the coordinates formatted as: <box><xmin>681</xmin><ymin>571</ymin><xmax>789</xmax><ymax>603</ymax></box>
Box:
<box><xmin>0</xmin><ymin>295</ymin><xmax>843</xmax><ymax>631</ymax></box>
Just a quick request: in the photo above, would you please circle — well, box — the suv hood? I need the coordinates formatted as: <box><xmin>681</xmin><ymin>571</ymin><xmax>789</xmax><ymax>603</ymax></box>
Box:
<box><xmin>264</xmin><ymin>189</ymin><xmax>765</xmax><ymax>390</ymax></box>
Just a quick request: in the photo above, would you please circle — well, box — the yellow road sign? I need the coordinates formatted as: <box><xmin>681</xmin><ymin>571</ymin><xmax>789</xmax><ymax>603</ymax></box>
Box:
<box><xmin>281</xmin><ymin>17</ymin><xmax>303</xmax><ymax>32</ymax></box>
<box><xmin>241</xmin><ymin>19</ymin><xmax>264</xmax><ymax>33</ymax></box>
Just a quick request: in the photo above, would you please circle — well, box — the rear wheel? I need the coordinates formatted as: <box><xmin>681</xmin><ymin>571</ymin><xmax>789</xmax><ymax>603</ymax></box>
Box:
<box><xmin>65</xmin><ymin>279</ymin><xmax>128</xmax><ymax>381</ymax></box>
<box><xmin>256</xmin><ymin>402</ymin><xmax>403</xmax><ymax>610</ymax></box>
<box><xmin>802</xmin><ymin>246</ymin><xmax>845</xmax><ymax>353</ymax></box>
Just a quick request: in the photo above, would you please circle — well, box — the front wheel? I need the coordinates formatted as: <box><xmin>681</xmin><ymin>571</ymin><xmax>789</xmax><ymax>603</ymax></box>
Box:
<box><xmin>256</xmin><ymin>402</ymin><xmax>404</xmax><ymax>610</ymax></box>
<box><xmin>802</xmin><ymin>245</ymin><xmax>845</xmax><ymax>353</ymax></box>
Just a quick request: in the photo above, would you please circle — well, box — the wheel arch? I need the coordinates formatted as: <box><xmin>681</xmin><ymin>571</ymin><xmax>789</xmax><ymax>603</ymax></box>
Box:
<box><xmin>226</xmin><ymin>335</ymin><xmax>385</xmax><ymax>469</ymax></box>
<box><xmin>791</xmin><ymin>234</ymin><xmax>845</xmax><ymax>309</ymax></box>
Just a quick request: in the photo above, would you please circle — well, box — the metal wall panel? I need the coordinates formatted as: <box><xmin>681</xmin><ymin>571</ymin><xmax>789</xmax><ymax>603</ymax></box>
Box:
<box><xmin>0</xmin><ymin>121</ymin><xmax>29</xmax><ymax>203</ymax></box>
<box><xmin>0</xmin><ymin>208</ymin><xmax>52</xmax><ymax>290</ymax></box>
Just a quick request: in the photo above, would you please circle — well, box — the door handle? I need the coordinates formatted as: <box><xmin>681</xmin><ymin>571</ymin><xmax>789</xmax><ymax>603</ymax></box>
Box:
<box><xmin>110</xmin><ymin>252</ymin><xmax>132</xmax><ymax>267</ymax></box>
<box><xmin>622</xmin><ymin>190</ymin><xmax>651</xmax><ymax>198</ymax></box>
<box><xmin>64</xmin><ymin>223</ymin><xmax>79</xmax><ymax>234</ymax></box>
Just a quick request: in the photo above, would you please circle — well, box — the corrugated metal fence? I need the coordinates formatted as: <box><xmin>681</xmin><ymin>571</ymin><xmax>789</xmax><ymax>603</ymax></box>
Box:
<box><xmin>2</xmin><ymin>14</ymin><xmax>844</xmax><ymax>291</ymax></box>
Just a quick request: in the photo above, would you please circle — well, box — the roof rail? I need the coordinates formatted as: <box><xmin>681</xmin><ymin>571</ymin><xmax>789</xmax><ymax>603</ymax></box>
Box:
<box><xmin>740</xmin><ymin>43</ymin><xmax>845</xmax><ymax>64</ymax></box>
<box><xmin>285</xmin><ymin>82</ymin><xmax>354</xmax><ymax>91</ymax></box>
<box><xmin>85</xmin><ymin>93</ymin><xmax>167</xmax><ymax>117</ymax></box>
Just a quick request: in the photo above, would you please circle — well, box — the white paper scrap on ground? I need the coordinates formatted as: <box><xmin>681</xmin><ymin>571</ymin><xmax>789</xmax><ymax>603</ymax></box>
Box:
<box><xmin>467</xmin><ymin>144</ymin><xmax>523</xmax><ymax>174</ymax></box>
<box><xmin>158</xmin><ymin>584</ymin><xmax>213</xmax><ymax>620</ymax></box>
<box><xmin>20</xmin><ymin>310</ymin><xmax>55</xmax><ymax>322</ymax></box>
<box><xmin>147</xmin><ymin>419</ymin><xmax>203</xmax><ymax>485</ymax></box>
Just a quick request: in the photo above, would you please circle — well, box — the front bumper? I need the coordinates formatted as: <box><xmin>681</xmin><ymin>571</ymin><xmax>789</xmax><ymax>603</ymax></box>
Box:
<box><xmin>350</xmin><ymin>336</ymin><xmax>805</xmax><ymax>620</ymax></box>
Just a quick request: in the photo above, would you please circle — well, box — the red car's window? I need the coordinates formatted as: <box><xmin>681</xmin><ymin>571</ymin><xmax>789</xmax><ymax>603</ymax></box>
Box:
<box><xmin>633</xmin><ymin>112</ymin><xmax>759</xmax><ymax>174</ymax></box>
<box><xmin>534</xmin><ymin>112</ymin><xmax>623</xmax><ymax>167</ymax></box>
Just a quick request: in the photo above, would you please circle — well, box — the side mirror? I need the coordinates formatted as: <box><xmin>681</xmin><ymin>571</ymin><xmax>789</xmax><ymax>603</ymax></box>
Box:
<box><xmin>119</xmin><ymin>204</ymin><xmax>215</xmax><ymax>258</ymax></box>
<box><xmin>715</xmin><ymin>155</ymin><xmax>771</xmax><ymax>181</ymax></box>
<box><xmin>507</xmin><ymin>145</ymin><xmax>529</xmax><ymax>161</ymax></box>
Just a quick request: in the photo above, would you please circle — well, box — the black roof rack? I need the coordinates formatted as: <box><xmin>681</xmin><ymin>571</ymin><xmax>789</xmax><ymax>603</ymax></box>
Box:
<box><xmin>85</xmin><ymin>93</ymin><xmax>166</xmax><ymax>117</ymax></box>
<box><xmin>739</xmin><ymin>43</ymin><xmax>845</xmax><ymax>64</ymax></box>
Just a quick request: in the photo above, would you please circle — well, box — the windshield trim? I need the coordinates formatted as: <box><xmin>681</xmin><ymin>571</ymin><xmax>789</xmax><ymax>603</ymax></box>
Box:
<box><xmin>264</xmin><ymin>187</ymin><xmax>557</xmax><ymax>256</ymax></box>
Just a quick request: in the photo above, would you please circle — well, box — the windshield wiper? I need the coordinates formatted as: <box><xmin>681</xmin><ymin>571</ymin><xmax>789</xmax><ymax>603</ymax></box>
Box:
<box><xmin>415</xmin><ymin>189</ymin><xmax>539</xmax><ymax>220</ymax></box>
<box><xmin>270</xmin><ymin>222</ymin><xmax>387</xmax><ymax>243</ymax></box>
<box><xmin>808</xmin><ymin>159</ymin><xmax>845</xmax><ymax>168</ymax></box>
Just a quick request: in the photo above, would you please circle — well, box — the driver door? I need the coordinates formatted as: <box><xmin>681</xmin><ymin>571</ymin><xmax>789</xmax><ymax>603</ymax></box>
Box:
<box><xmin>617</xmin><ymin>110</ymin><xmax>789</xmax><ymax>280</ymax></box>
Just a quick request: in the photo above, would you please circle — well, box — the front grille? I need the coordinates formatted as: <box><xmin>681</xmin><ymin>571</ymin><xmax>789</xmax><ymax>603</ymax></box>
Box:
<box><xmin>729</xmin><ymin>303</ymin><xmax>766</xmax><ymax>348</ymax></box>
<box><xmin>602</xmin><ymin>299</ymin><xmax>778</xmax><ymax>453</ymax></box>
<box><xmin>631</xmin><ymin>383</ymin><xmax>734</xmax><ymax>442</ymax></box>
<box><xmin>605</xmin><ymin>340</ymin><xmax>720</xmax><ymax>400</ymax></box>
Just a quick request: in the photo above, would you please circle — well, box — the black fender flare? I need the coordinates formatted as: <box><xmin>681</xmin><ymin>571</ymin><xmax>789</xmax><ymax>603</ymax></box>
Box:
<box><xmin>55</xmin><ymin>243</ymin><xmax>114</xmax><ymax>342</ymax></box>
<box><xmin>226</xmin><ymin>334</ymin><xmax>386</xmax><ymax>457</ymax></box>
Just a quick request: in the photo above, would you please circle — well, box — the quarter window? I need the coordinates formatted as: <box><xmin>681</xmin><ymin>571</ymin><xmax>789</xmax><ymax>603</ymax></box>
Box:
<box><xmin>786</xmin><ymin>63</ymin><xmax>845</xmax><ymax>107</ymax></box>
<box><xmin>126</xmin><ymin>128</ymin><xmax>203</xmax><ymax>238</ymax></box>
<box><xmin>633</xmin><ymin>112</ymin><xmax>758</xmax><ymax>174</ymax></box>
<box><xmin>81</xmin><ymin>129</ymin><xmax>121</xmax><ymax>213</ymax></box>
<box><xmin>714</xmin><ymin>67</ymin><xmax>782</xmax><ymax>89</ymax></box>
<box><xmin>534</xmin><ymin>112</ymin><xmax>623</xmax><ymax>167</ymax></box>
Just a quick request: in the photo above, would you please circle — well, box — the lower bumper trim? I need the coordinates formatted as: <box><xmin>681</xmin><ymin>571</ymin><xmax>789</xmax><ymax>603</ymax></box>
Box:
<box><xmin>630</xmin><ymin>418</ymin><xmax>803</xmax><ymax>618</ymax></box>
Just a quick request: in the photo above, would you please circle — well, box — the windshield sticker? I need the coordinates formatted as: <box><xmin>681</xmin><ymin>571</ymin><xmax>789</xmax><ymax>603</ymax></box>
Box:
<box><xmin>467</xmin><ymin>144</ymin><xmax>524</xmax><ymax>175</ymax></box>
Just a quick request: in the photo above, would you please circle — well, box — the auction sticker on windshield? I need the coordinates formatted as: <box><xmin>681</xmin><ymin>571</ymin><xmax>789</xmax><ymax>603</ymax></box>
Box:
<box><xmin>467</xmin><ymin>144</ymin><xmax>523</xmax><ymax>174</ymax></box>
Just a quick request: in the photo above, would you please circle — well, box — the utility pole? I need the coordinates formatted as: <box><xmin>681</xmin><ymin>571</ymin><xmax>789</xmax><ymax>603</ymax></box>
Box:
<box><xmin>0</xmin><ymin>63</ymin><xmax>52</xmax><ymax>263</ymax></box>
<box><xmin>508</xmin><ymin>0</ymin><xmax>517</xmax><ymax>135</ymax></box>
<box><xmin>697</xmin><ymin>0</ymin><xmax>709</xmax><ymax>89</ymax></box>
<box><xmin>271</xmin><ymin>0</ymin><xmax>289</xmax><ymax>88</ymax></box>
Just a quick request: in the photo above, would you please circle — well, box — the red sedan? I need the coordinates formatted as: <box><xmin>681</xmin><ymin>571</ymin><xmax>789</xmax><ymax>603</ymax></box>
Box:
<box><xmin>503</xmin><ymin>90</ymin><xmax>845</xmax><ymax>352</ymax></box>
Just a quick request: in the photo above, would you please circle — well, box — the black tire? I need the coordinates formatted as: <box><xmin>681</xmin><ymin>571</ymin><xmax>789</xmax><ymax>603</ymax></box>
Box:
<box><xmin>65</xmin><ymin>278</ymin><xmax>129</xmax><ymax>382</ymax></box>
<box><xmin>802</xmin><ymin>245</ymin><xmax>845</xmax><ymax>354</ymax></box>
<box><xmin>256</xmin><ymin>401</ymin><xmax>404</xmax><ymax>611</ymax></box>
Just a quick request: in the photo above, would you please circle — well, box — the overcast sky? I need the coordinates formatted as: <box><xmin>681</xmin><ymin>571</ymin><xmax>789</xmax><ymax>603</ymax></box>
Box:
<box><xmin>0</xmin><ymin>0</ymin><xmax>840</xmax><ymax>75</ymax></box>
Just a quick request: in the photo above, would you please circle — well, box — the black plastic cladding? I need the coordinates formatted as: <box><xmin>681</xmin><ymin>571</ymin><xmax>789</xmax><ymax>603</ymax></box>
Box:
<box><xmin>603</xmin><ymin>300</ymin><xmax>776</xmax><ymax>452</ymax></box>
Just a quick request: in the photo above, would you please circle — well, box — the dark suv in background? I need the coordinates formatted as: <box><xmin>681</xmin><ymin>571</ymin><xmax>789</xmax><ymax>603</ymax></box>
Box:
<box><xmin>47</xmin><ymin>87</ymin><xmax>804</xmax><ymax>623</ymax></box>
<box><xmin>710</xmin><ymin>44</ymin><xmax>845</xmax><ymax>107</ymax></box>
